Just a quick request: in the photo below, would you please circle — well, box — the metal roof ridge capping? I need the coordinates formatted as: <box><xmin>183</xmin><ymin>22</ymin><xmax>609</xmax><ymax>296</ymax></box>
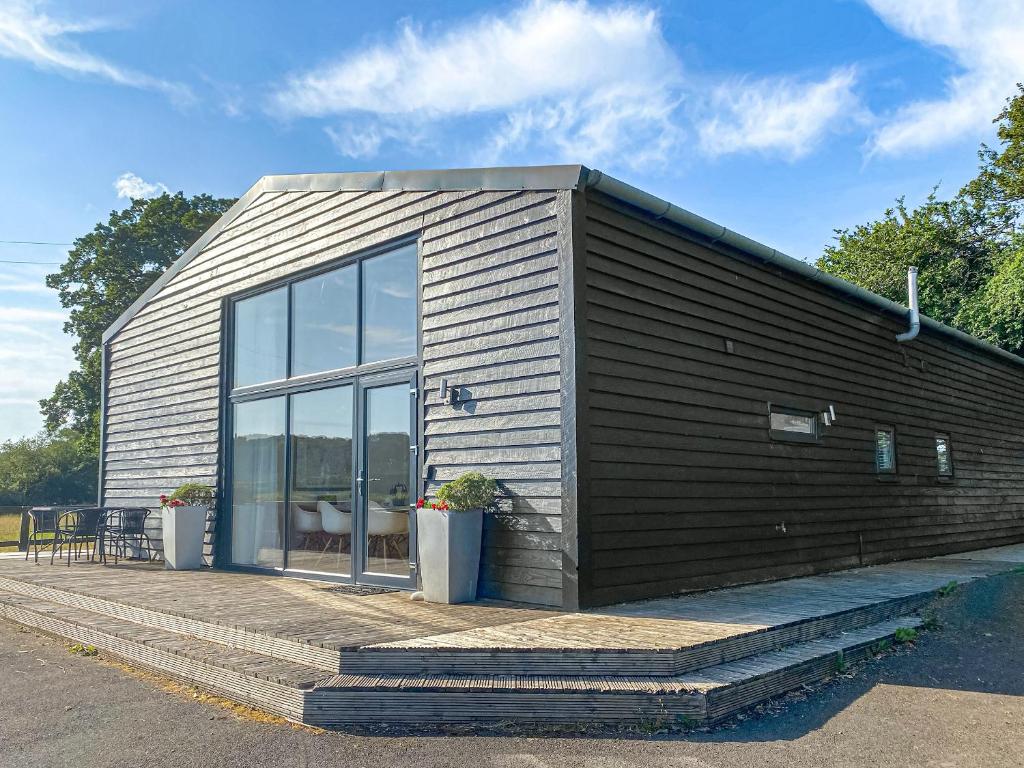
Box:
<box><xmin>101</xmin><ymin>164</ymin><xmax>1024</xmax><ymax>369</ymax></box>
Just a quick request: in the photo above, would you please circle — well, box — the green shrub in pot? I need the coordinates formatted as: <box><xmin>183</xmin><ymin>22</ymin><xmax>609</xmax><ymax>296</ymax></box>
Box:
<box><xmin>435</xmin><ymin>472</ymin><xmax>497</xmax><ymax>512</ymax></box>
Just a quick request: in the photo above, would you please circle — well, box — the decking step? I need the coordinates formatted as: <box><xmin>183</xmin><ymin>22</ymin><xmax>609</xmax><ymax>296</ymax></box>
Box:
<box><xmin>0</xmin><ymin>570</ymin><xmax>934</xmax><ymax>680</ymax></box>
<box><xmin>0</xmin><ymin>590</ymin><xmax>326</xmax><ymax>722</ymax></box>
<box><xmin>305</xmin><ymin>617</ymin><xmax>923</xmax><ymax>725</ymax></box>
<box><xmin>342</xmin><ymin>590</ymin><xmax>932</xmax><ymax>677</ymax></box>
<box><xmin>0</xmin><ymin>575</ymin><xmax>341</xmax><ymax>672</ymax></box>
<box><xmin>1</xmin><ymin>586</ymin><xmax>923</xmax><ymax>726</ymax></box>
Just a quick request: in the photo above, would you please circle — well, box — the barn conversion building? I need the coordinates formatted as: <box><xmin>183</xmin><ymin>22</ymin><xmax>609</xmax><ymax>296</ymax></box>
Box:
<box><xmin>100</xmin><ymin>165</ymin><xmax>1024</xmax><ymax>610</ymax></box>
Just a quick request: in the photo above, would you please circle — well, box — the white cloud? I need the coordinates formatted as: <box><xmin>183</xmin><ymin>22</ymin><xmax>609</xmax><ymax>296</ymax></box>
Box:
<box><xmin>0</xmin><ymin>304</ymin><xmax>74</xmax><ymax>440</ymax></box>
<box><xmin>114</xmin><ymin>172</ymin><xmax>169</xmax><ymax>199</ymax></box>
<box><xmin>866</xmin><ymin>0</ymin><xmax>1024</xmax><ymax>155</ymax></box>
<box><xmin>0</xmin><ymin>0</ymin><xmax>192</xmax><ymax>103</ymax></box>
<box><xmin>269</xmin><ymin>0</ymin><xmax>684</xmax><ymax>169</ymax></box>
<box><xmin>0</xmin><ymin>273</ymin><xmax>53</xmax><ymax>294</ymax></box>
<box><xmin>698</xmin><ymin>68</ymin><xmax>861</xmax><ymax>160</ymax></box>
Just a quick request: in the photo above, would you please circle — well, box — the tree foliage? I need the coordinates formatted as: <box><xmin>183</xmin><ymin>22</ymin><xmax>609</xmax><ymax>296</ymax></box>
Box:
<box><xmin>0</xmin><ymin>431</ymin><xmax>97</xmax><ymax>506</ymax></box>
<box><xmin>43</xmin><ymin>192</ymin><xmax>236</xmax><ymax>452</ymax></box>
<box><xmin>818</xmin><ymin>85</ymin><xmax>1024</xmax><ymax>356</ymax></box>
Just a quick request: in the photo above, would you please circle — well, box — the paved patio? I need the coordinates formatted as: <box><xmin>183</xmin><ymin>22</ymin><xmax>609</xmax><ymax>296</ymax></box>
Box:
<box><xmin>2</xmin><ymin>544</ymin><xmax>1023</xmax><ymax>657</ymax></box>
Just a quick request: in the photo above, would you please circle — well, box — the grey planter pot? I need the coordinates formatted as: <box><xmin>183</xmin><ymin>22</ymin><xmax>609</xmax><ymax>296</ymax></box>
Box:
<box><xmin>417</xmin><ymin>507</ymin><xmax>483</xmax><ymax>604</ymax></box>
<box><xmin>162</xmin><ymin>505</ymin><xmax>207</xmax><ymax>570</ymax></box>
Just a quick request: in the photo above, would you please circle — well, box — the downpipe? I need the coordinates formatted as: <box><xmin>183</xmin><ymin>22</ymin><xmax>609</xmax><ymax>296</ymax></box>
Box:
<box><xmin>896</xmin><ymin>266</ymin><xmax>920</xmax><ymax>343</ymax></box>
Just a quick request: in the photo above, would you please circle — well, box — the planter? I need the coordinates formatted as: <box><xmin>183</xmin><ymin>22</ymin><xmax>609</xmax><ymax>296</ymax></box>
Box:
<box><xmin>162</xmin><ymin>505</ymin><xmax>208</xmax><ymax>570</ymax></box>
<box><xmin>417</xmin><ymin>507</ymin><xmax>483</xmax><ymax>604</ymax></box>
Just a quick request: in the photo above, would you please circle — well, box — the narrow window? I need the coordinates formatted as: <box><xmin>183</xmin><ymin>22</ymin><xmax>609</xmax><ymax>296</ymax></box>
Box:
<box><xmin>875</xmin><ymin>427</ymin><xmax>896</xmax><ymax>473</ymax></box>
<box><xmin>935</xmin><ymin>435</ymin><xmax>953</xmax><ymax>476</ymax></box>
<box><xmin>769</xmin><ymin>405</ymin><xmax>819</xmax><ymax>442</ymax></box>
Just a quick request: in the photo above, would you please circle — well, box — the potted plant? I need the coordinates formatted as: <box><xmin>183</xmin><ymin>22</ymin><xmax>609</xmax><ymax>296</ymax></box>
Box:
<box><xmin>416</xmin><ymin>472</ymin><xmax>497</xmax><ymax>604</ymax></box>
<box><xmin>160</xmin><ymin>483</ymin><xmax>213</xmax><ymax>570</ymax></box>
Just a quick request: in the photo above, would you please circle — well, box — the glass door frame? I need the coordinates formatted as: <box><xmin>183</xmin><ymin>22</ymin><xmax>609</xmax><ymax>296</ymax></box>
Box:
<box><xmin>353</xmin><ymin>369</ymin><xmax>419</xmax><ymax>589</ymax></box>
<box><xmin>217</xmin><ymin>236</ymin><xmax>423</xmax><ymax>587</ymax></box>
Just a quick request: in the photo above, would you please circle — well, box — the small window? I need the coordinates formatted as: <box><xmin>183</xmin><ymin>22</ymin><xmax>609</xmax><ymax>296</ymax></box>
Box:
<box><xmin>875</xmin><ymin>427</ymin><xmax>896</xmax><ymax>473</ymax></box>
<box><xmin>769</xmin><ymin>406</ymin><xmax>819</xmax><ymax>442</ymax></box>
<box><xmin>935</xmin><ymin>435</ymin><xmax>953</xmax><ymax>476</ymax></box>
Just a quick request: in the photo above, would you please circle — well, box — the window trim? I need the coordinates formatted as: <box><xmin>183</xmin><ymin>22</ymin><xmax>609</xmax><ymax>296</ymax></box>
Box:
<box><xmin>874</xmin><ymin>425</ymin><xmax>897</xmax><ymax>475</ymax></box>
<box><xmin>935</xmin><ymin>433</ymin><xmax>954</xmax><ymax>478</ymax></box>
<box><xmin>768</xmin><ymin>403</ymin><xmax>821</xmax><ymax>444</ymax></box>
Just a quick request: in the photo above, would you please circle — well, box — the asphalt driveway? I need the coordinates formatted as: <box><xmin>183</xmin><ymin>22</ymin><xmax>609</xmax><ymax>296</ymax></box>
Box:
<box><xmin>1</xmin><ymin>571</ymin><xmax>1022</xmax><ymax>768</ymax></box>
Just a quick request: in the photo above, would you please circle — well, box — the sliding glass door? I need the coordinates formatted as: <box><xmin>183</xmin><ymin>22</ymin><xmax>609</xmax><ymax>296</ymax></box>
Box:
<box><xmin>226</xmin><ymin>241</ymin><xmax>418</xmax><ymax>587</ymax></box>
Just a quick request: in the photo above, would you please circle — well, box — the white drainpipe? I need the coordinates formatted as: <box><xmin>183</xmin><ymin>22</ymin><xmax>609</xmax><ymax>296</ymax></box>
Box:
<box><xmin>896</xmin><ymin>266</ymin><xmax>920</xmax><ymax>343</ymax></box>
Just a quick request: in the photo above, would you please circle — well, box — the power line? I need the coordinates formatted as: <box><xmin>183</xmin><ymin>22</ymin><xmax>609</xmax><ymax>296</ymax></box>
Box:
<box><xmin>0</xmin><ymin>259</ymin><xmax>61</xmax><ymax>264</ymax></box>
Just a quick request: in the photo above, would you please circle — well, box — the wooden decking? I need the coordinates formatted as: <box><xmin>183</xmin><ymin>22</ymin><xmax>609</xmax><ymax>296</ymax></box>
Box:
<box><xmin>2</xmin><ymin>543</ymin><xmax>1023</xmax><ymax>725</ymax></box>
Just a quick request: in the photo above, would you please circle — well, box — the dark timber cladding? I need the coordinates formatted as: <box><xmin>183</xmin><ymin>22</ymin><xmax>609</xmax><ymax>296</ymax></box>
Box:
<box><xmin>101</xmin><ymin>177</ymin><xmax>570</xmax><ymax>606</ymax></box>
<box><xmin>579</xmin><ymin>188</ymin><xmax>1024</xmax><ymax>607</ymax></box>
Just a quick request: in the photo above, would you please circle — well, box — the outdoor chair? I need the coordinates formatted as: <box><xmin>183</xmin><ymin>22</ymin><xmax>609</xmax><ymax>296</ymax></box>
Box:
<box><xmin>51</xmin><ymin>507</ymin><xmax>106</xmax><ymax>566</ymax></box>
<box><xmin>101</xmin><ymin>507</ymin><xmax>154</xmax><ymax>565</ymax></box>
<box><xmin>25</xmin><ymin>507</ymin><xmax>60</xmax><ymax>563</ymax></box>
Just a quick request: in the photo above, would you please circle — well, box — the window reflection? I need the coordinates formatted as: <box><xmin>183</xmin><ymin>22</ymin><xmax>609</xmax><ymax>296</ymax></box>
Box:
<box><xmin>288</xmin><ymin>386</ymin><xmax>354</xmax><ymax>575</ymax></box>
<box><xmin>291</xmin><ymin>265</ymin><xmax>357</xmax><ymax>376</ymax></box>
<box><xmin>363</xmin><ymin>383</ymin><xmax>411</xmax><ymax>577</ymax></box>
<box><xmin>233</xmin><ymin>288</ymin><xmax>287</xmax><ymax>387</ymax></box>
<box><xmin>362</xmin><ymin>245</ymin><xmax>417</xmax><ymax>364</ymax></box>
<box><xmin>231</xmin><ymin>398</ymin><xmax>286</xmax><ymax>568</ymax></box>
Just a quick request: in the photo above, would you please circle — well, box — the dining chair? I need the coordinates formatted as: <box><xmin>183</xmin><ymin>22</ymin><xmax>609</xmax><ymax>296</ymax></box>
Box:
<box><xmin>102</xmin><ymin>507</ymin><xmax>153</xmax><ymax>564</ymax></box>
<box><xmin>51</xmin><ymin>508</ymin><xmax>106</xmax><ymax>566</ymax></box>
<box><xmin>25</xmin><ymin>507</ymin><xmax>60</xmax><ymax>563</ymax></box>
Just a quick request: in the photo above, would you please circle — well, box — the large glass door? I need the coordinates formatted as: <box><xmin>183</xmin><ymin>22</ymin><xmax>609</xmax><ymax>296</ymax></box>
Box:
<box><xmin>356</xmin><ymin>374</ymin><xmax>417</xmax><ymax>587</ymax></box>
<box><xmin>226</xmin><ymin>240</ymin><xmax>419</xmax><ymax>586</ymax></box>
<box><xmin>229</xmin><ymin>373</ymin><xmax>417</xmax><ymax>586</ymax></box>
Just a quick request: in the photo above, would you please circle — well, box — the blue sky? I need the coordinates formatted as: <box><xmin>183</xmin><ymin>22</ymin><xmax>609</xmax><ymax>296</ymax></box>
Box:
<box><xmin>0</xmin><ymin>0</ymin><xmax>1021</xmax><ymax>441</ymax></box>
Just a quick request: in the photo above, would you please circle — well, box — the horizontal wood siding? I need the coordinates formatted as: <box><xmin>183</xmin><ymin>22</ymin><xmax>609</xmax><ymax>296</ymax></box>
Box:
<box><xmin>103</xmin><ymin>188</ymin><xmax>566</xmax><ymax>605</ymax></box>
<box><xmin>421</xmin><ymin>190</ymin><xmax>567</xmax><ymax>607</ymax></box>
<box><xmin>581</xmin><ymin>191</ymin><xmax>1024</xmax><ymax>606</ymax></box>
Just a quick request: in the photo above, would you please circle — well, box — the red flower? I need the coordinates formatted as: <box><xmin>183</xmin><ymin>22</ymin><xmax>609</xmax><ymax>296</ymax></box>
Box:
<box><xmin>415</xmin><ymin>498</ymin><xmax>425</xmax><ymax>509</ymax></box>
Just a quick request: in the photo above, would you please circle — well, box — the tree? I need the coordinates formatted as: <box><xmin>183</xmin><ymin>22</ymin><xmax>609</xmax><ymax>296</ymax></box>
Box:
<box><xmin>0</xmin><ymin>431</ymin><xmax>97</xmax><ymax>505</ymax></box>
<box><xmin>818</xmin><ymin>85</ymin><xmax>1024</xmax><ymax>356</ymax></box>
<box><xmin>43</xmin><ymin>192</ymin><xmax>236</xmax><ymax>453</ymax></box>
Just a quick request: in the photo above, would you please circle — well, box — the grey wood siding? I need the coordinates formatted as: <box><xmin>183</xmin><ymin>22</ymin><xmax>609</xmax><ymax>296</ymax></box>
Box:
<box><xmin>102</xmin><ymin>187</ymin><xmax>567</xmax><ymax>606</ymax></box>
<box><xmin>579</xmin><ymin>191</ymin><xmax>1024</xmax><ymax>606</ymax></box>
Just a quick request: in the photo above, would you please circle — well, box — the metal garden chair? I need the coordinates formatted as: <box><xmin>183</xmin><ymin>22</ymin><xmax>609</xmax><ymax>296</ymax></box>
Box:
<box><xmin>101</xmin><ymin>507</ymin><xmax>154</xmax><ymax>564</ymax></box>
<box><xmin>50</xmin><ymin>508</ymin><xmax>106</xmax><ymax>566</ymax></box>
<box><xmin>25</xmin><ymin>507</ymin><xmax>60</xmax><ymax>563</ymax></box>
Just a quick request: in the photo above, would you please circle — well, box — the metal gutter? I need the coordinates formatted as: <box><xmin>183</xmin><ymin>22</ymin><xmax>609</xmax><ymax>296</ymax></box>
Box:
<box><xmin>582</xmin><ymin>169</ymin><xmax>1024</xmax><ymax>370</ymax></box>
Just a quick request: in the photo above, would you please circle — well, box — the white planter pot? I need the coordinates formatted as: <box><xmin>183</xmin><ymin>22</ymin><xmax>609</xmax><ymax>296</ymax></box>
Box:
<box><xmin>162</xmin><ymin>505</ymin><xmax>207</xmax><ymax>570</ymax></box>
<box><xmin>417</xmin><ymin>507</ymin><xmax>483</xmax><ymax>604</ymax></box>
